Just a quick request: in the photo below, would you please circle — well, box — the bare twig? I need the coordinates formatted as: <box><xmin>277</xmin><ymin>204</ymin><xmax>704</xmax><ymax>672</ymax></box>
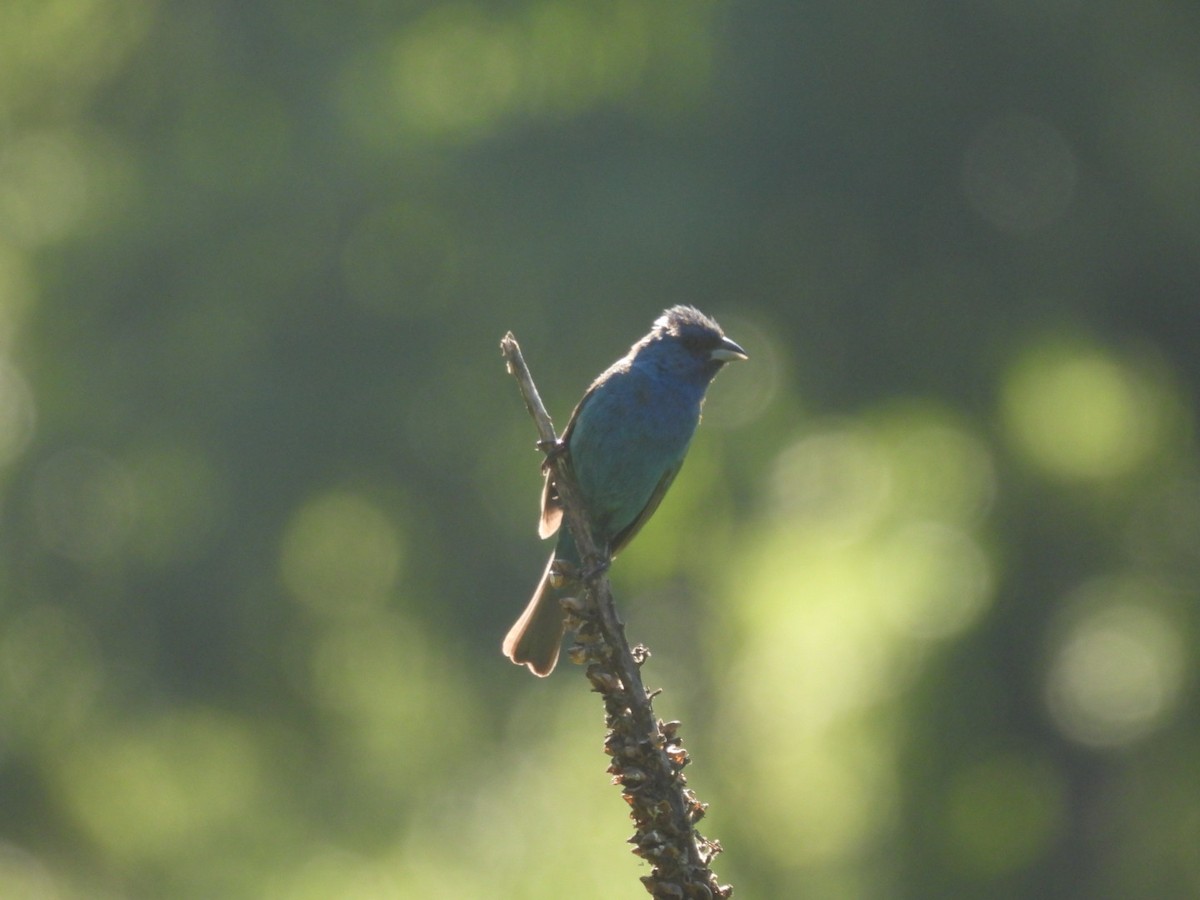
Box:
<box><xmin>501</xmin><ymin>332</ymin><xmax>731</xmax><ymax>899</ymax></box>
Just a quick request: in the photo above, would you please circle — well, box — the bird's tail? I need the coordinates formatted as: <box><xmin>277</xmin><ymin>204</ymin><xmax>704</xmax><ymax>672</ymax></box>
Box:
<box><xmin>502</xmin><ymin>553</ymin><xmax>569</xmax><ymax>676</ymax></box>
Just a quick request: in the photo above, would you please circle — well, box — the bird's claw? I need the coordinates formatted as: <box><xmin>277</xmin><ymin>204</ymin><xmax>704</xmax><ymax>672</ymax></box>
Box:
<box><xmin>550</xmin><ymin>557</ymin><xmax>609</xmax><ymax>588</ymax></box>
<box><xmin>581</xmin><ymin>558</ymin><xmax>611</xmax><ymax>581</ymax></box>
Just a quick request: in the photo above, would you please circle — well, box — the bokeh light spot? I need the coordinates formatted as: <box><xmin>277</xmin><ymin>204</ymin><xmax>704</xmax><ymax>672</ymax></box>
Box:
<box><xmin>523</xmin><ymin>0</ymin><xmax>650</xmax><ymax>114</ymax></box>
<box><xmin>737</xmin><ymin>557</ymin><xmax>896</xmax><ymax>735</ymax></box>
<box><xmin>745</xmin><ymin>739</ymin><xmax>897</xmax><ymax>866</ymax></box>
<box><xmin>0</xmin><ymin>843</ymin><xmax>59</xmax><ymax>900</ymax></box>
<box><xmin>306</xmin><ymin>613</ymin><xmax>473</xmax><ymax>788</ymax></box>
<box><xmin>55</xmin><ymin>710</ymin><xmax>264</xmax><ymax>863</ymax></box>
<box><xmin>874</xmin><ymin>522</ymin><xmax>992</xmax><ymax>641</ymax></box>
<box><xmin>0</xmin><ymin>0</ymin><xmax>154</xmax><ymax>119</ymax></box>
<box><xmin>770</xmin><ymin>425</ymin><xmax>892</xmax><ymax>541</ymax></box>
<box><xmin>1001</xmin><ymin>340</ymin><xmax>1166</xmax><ymax>481</ymax></box>
<box><xmin>338</xmin><ymin>0</ymin><xmax>715</xmax><ymax>147</ymax></box>
<box><xmin>722</xmin><ymin>410</ymin><xmax>1001</xmax><ymax>880</ymax></box>
<box><xmin>391</xmin><ymin>5</ymin><xmax>522</xmax><ymax>138</ymax></box>
<box><xmin>882</xmin><ymin>414</ymin><xmax>996</xmax><ymax>524</ymax></box>
<box><xmin>280</xmin><ymin>491</ymin><xmax>403</xmax><ymax>615</ymax></box>
<box><xmin>0</xmin><ymin>132</ymin><xmax>88</xmax><ymax>246</ymax></box>
<box><xmin>1046</xmin><ymin>578</ymin><xmax>1186</xmax><ymax>748</ymax></box>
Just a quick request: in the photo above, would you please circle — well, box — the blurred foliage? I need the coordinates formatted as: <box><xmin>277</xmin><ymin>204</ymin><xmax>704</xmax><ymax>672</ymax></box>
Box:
<box><xmin>1</xmin><ymin>0</ymin><xmax>1198</xmax><ymax>897</ymax></box>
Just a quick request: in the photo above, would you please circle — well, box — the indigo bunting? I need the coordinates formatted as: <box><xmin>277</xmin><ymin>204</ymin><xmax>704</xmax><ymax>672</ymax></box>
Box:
<box><xmin>503</xmin><ymin>306</ymin><xmax>747</xmax><ymax>676</ymax></box>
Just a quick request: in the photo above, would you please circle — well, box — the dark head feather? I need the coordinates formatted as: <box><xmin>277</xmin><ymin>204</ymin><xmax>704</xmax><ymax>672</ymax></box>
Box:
<box><xmin>652</xmin><ymin>305</ymin><xmax>725</xmax><ymax>341</ymax></box>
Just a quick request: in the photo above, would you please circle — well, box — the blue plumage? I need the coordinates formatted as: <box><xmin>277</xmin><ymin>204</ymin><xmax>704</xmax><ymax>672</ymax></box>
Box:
<box><xmin>504</xmin><ymin>306</ymin><xmax>747</xmax><ymax>675</ymax></box>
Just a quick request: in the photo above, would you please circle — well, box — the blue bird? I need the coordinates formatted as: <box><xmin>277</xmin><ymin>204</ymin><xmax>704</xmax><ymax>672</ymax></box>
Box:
<box><xmin>503</xmin><ymin>306</ymin><xmax>747</xmax><ymax>676</ymax></box>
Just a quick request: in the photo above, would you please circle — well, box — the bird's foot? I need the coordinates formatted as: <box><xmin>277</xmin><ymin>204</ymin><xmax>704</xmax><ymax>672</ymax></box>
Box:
<box><xmin>581</xmin><ymin>557</ymin><xmax>611</xmax><ymax>582</ymax></box>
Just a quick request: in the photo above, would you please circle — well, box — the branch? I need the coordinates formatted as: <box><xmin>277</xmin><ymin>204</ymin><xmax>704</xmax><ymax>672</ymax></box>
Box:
<box><xmin>501</xmin><ymin>332</ymin><xmax>731</xmax><ymax>899</ymax></box>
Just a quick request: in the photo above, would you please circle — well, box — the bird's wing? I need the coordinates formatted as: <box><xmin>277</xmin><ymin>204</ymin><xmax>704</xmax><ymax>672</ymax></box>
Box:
<box><xmin>537</xmin><ymin>379</ymin><xmax>598</xmax><ymax>539</ymax></box>
<box><xmin>608</xmin><ymin>460</ymin><xmax>683</xmax><ymax>558</ymax></box>
<box><xmin>537</xmin><ymin>472</ymin><xmax>562</xmax><ymax>538</ymax></box>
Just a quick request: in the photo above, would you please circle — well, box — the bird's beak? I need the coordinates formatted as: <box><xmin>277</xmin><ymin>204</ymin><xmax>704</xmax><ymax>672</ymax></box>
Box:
<box><xmin>710</xmin><ymin>337</ymin><xmax>748</xmax><ymax>362</ymax></box>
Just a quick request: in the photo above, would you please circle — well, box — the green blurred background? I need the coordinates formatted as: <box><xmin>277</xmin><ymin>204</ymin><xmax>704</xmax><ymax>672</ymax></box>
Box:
<box><xmin>2</xmin><ymin>0</ymin><xmax>1198</xmax><ymax>897</ymax></box>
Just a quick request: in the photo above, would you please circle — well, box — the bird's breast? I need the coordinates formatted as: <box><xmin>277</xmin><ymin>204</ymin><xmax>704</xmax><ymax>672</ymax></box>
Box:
<box><xmin>567</xmin><ymin>368</ymin><xmax>702</xmax><ymax>537</ymax></box>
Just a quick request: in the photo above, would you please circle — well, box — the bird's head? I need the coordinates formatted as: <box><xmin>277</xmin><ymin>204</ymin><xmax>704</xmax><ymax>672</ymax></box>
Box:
<box><xmin>640</xmin><ymin>305</ymin><xmax>748</xmax><ymax>382</ymax></box>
